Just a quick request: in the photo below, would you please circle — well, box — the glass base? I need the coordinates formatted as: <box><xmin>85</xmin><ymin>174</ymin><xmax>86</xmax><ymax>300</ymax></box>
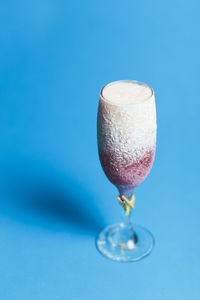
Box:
<box><xmin>96</xmin><ymin>223</ymin><xmax>154</xmax><ymax>262</ymax></box>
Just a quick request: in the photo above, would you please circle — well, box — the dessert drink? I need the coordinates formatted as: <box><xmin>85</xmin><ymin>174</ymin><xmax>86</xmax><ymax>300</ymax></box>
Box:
<box><xmin>96</xmin><ymin>80</ymin><xmax>157</xmax><ymax>262</ymax></box>
<box><xmin>97</xmin><ymin>80</ymin><xmax>156</xmax><ymax>197</ymax></box>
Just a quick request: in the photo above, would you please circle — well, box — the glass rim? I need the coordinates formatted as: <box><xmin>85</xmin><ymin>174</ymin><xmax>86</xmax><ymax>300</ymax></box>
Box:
<box><xmin>100</xmin><ymin>80</ymin><xmax>154</xmax><ymax>106</ymax></box>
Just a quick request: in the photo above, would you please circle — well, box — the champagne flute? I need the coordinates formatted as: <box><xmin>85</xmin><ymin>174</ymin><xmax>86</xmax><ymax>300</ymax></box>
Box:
<box><xmin>96</xmin><ymin>80</ymin><xmax>157</xmax><ymax>262</ymax></box>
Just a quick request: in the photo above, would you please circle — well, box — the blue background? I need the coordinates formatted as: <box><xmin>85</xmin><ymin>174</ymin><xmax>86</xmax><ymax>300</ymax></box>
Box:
<box><xmin>0</xmin><ymin>0</ymin><xmax>199</xmax><ymax>299</ymax></box>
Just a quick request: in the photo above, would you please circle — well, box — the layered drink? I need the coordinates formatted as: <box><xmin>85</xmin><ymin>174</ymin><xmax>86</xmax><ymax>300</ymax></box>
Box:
<box><xmin>97</xmin><ymin>80</ymin><xmax>157</xmax><ymax>197</ymax></box>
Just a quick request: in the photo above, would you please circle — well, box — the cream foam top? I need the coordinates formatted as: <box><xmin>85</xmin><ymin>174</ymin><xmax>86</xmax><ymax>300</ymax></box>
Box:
<box><xmin>102</xmin><ymin>81</ymin><xmax>152</xmax><ymax>105</ymax></box>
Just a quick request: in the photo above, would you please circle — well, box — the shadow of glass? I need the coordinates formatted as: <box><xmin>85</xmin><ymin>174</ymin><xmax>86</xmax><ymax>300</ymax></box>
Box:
<box><xmin>0</xmin><ymin>161</ymin><xmax>105</xmax><ymax>235</ymax></box>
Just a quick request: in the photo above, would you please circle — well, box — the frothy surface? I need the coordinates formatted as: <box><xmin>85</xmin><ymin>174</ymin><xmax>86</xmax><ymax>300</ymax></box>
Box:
<box><xmin>102</xmin><ymin>81</ymin><xmax>152</xmax><ymax>105</ymax></box>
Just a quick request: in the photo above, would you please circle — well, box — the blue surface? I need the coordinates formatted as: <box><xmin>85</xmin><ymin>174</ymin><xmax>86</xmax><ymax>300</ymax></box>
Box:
<box><xmin>0</xmin><ymin>0</ymin><xmax>200</xmax><ymax>299</ymax></box>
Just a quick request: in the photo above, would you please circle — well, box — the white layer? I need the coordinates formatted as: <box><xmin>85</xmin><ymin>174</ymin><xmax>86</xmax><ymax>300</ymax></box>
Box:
<box><xmin>102</xmin><ymin>81</ymin><xmax>152</xmax><ymax>105</ymax></box>
<box><xmin>98</xmin><ymin>81</ymin><xmax>156</xmax><ymax>159</ymax></box>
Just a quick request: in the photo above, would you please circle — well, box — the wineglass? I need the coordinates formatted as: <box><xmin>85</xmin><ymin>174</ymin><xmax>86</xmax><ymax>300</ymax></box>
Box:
<box><xmin>96</xmin><ymin>80</ymin><xmax>157</xmax><ymax>262</ymax></box>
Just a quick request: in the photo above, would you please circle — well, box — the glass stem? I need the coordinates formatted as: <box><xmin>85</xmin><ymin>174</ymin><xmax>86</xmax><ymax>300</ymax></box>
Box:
<box><xmin>120</xmin><ymin>208</ymin><xmax>134</xmax><ymax>229</ymax></box>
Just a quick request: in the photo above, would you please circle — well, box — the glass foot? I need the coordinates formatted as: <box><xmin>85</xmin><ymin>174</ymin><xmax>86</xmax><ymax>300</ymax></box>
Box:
<box><xmin>96</xmin><ymin>223</ymin><xmax>154</xmax><ymax>262</ymax></box>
